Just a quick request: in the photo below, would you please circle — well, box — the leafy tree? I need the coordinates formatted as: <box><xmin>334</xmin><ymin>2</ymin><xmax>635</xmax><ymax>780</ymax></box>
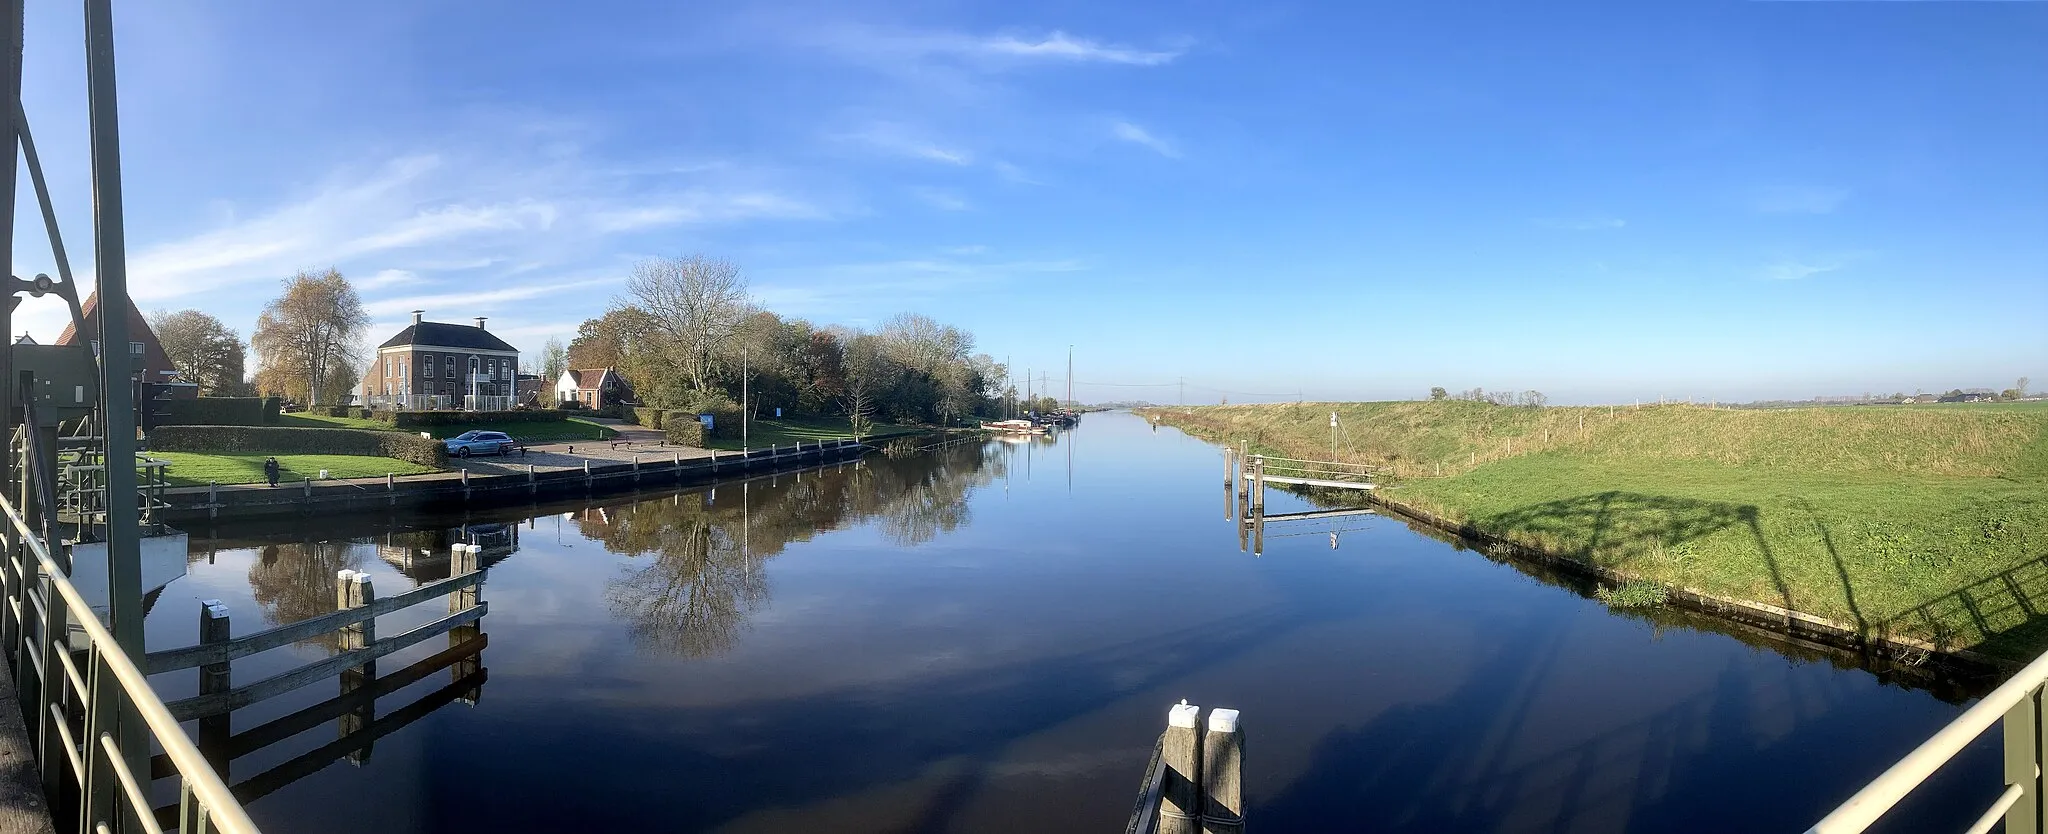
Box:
<box><xmin>251</xmin><ymin>269</ymin><xmax>366</xmax><ymax>406</ymax></box>
<box><xmin>151</xmin><ymin>309</ymin><xmax>248</xmax><ymax>395</ymax></box>
<box><xmin>1429</xmin><ymin>387</ymin><xmax>1448</xmax><ymax>401</ymax></box>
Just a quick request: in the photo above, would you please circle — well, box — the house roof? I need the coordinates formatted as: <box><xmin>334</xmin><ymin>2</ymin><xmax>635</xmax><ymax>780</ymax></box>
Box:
<box><xmin>378</xmin><ymin>321</ymin><xmax>519</xmax><ymax>352</ymax></box>
<box><xmin>563</xmin><ymin>368</ymin><xmax>633</xmax><ymax>391</ymax></box>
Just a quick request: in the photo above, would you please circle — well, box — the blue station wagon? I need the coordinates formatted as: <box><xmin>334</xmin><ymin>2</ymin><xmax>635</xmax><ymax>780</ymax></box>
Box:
<box><xmin>444</xmin><ymin>430</ymin><xmax>516</xmax><ymax>457</ymax></box>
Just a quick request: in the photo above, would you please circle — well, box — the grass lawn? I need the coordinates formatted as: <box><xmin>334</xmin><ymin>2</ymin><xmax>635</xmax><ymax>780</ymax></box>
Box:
<box><xmin>277</xmin><ymin>412</ymin><xmax>616</xmax><ymax>441</ymax></box>
<box><xmin>1149</xmin><ymin>401</ymin><xmax>2048</xmax><ymax>661</ymax></box>
<box><xmin>149</xmin><ymin>452</ymin><xmax>438</xmax><ymax>487</ymax></box>
<box><xmin>702</xmin><ymin>417</ymin><xmax>923</xmax><ymax>451</ymax></box>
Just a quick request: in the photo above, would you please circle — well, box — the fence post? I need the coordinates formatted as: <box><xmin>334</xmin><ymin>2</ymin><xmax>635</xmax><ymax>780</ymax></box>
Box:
<box><xmin>2006</xmin><ymin>689</ymin><xmax>2045</xmax><ymax>834</ymax></box>
<box><xmin>1161</xmin><ymin>702</ymin><xmax>1202</xmax><ymax>834</ymax></box>
<box><xmin>450</xmin><ymin>543</ymin><xmax>484</xmax><ymax>705</ymax></box>
<box><xmin>337</xmin><ymin>570</ymin><xmax>375</xmax><ymax>764</ymax></box>
<box><xmin>1202</xmin><ymin>708</ymin><xmax>1244</xmax><ymax>834</ymax></box>
<box><xmin>198</xmin><ymin>600</ymin><xmax>232</xmax><ymax>775</ymax></box>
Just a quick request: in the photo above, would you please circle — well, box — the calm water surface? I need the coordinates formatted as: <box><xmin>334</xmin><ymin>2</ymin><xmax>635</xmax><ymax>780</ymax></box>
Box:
<box><xmin>145</xmin><ymin>411</ymin><xmax>1996</xmax><ymax>833</ymax></box>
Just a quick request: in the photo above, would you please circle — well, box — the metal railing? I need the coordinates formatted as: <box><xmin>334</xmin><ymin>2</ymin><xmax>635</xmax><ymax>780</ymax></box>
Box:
<box><xmin>1249</xmin><ymin>455</ymin><xmax>1378</xmax><ymax>484</ymax></box>
<box><xmin>1</xmin><ymin>494</ymin><xmax>258</xmax><ymax>834</ymax></box>
<box><xmin>1806</xmin><ymin>648</ymin><xmax>2048</xmax><ymax>834</ymax></box>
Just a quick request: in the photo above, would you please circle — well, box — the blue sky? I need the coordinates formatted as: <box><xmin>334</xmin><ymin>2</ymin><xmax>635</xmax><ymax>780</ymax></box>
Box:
<box><xmin>9</xmin><ymin>1</ymin><xmax>2044</xmax><ymax>404</ymax></box>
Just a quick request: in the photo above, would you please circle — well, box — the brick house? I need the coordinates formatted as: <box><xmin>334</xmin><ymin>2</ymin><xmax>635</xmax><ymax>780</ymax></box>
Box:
<box><xmin>555</xmin><ymin>367</ymin><xmax>634</xmax><ymax>409</ymax></box>
<box><xmin>56</xmin><ymin>291</ymin><xmax>178</xmax><ymax>385</ymax></box>
<box><xmin>358</xmin><ymin>311</ymin><xmax>521</xmax><ymax>411</ymax></box>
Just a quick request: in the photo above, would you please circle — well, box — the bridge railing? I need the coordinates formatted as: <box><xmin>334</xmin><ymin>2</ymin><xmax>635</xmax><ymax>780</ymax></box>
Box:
<box><xmin>1805</xmin><ymin>646</ymin><xmax>2048</xmax><ymax>834</ymax></box>
<box><xmin>2</xmin><ymin>493</ymin><xmax>259</xmax><ymax>834</ymax></box>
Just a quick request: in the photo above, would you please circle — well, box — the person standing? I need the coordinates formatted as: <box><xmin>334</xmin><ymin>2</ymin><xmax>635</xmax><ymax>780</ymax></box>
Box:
<box><xmin>263</xmin><ymin>456</ymin><xmax>281</xmax><ymax>488</ymax></box>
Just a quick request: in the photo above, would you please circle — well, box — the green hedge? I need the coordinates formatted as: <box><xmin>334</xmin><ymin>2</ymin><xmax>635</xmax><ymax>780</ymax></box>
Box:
<box><xmin>665</xmin><ymin>413</ymin><xmax>706</xmax><ymax>446</ymax></box>
<box><xmin>159</xmin><ymin>398</ymin><xmax>267</xmax><ymax>426</ymax></box>
<box><xmin>262</xmin><ymin>397</ymin><xmax>282</xmax><ymax>424</ymax></box>
<box><xmin>627</xmin><ymin>407</ymin><xmax>667</xmax><ymax>429</ymax></box>
<box><xmin>370</xmin><ymin>410</ymin><xmax>568</xmax><ymax>429</ymax></box>
<box><xmin>151</xmin><ymin>425</ymin><xmax>448</xmax><ymax>467</ymax></box>
<box><xmin>697</xmin><ymin>403</ymin><xmax>744</xmax><ymax>438</ymax></box>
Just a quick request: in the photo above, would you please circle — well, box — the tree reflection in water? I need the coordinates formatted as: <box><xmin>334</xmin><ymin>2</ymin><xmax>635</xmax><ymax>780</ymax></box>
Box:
<box><xmin>245</xmin><ymin>540</ymin><xmax>365</xmax><ymax>648</ymax></box>
<box><xmin>586</xmin><ymin>443</ymin><xmax>1005</xmax><ymax>657</ymax></box>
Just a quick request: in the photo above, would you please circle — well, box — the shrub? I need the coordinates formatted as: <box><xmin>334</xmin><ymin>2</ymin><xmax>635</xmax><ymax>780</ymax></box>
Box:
<box><xmin>558</xmin><ymin>399</ymin><xmax>586</xmax><ymax>411</ymax></box>
<box><xmin>665</xmin><ymin>412</ymin><xmax>706</xmax><ymax>446</ymax></box>
<box><xmin>679</xmin><ymin>393</ymin><xmax>744</xmax><ymax>439</ymax></box>
<box><xmin>628</xmin><ymin>406</ymin><xmax>667</xmax><ymax>429</ymax></box>
<box><xmin>261</xmin><ymin>397</ymin><xmax>282</xmax><ymax>424</ymax></box>
<box><xmin>323</xmin><ymin>405</ymin><xmax>353</xmax><ymax>418</ymax></box>
<box><xmin>150</xmin><ymin>425</ymin><xmax>448</xmax><ymax>467</ymax></box>
<box><xmin>159</xmin><ymin>397</ymin><xmax>267</xmax><ymax>426</ymax></box>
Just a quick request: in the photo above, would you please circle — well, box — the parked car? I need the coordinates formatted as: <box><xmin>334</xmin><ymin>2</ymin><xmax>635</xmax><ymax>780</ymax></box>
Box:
<box><xmin>444</xmin><ymin>430</ymin><xmax>516</xmax><ymax>457</ymax></box>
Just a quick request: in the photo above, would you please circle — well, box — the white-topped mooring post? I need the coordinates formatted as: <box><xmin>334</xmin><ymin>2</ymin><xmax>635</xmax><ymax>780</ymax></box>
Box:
<box><xmin>337</xmin><ymin>570</ymin><xmax>376</xmax><ymax>763</ymax></box>
<box><xmin>197</xmin><ymin>600</ymin><xmax>232</xmax><ymax>773</ymax></box>
<box><xmin>1202</xmin><ymin>709</ymin><xmax>1244</xmax><ymax>834</ymax></box>
<box><xmin>1162</xmin><ymin>701</ymin><xmax>1203</xmax><ymax>834</ymax></box>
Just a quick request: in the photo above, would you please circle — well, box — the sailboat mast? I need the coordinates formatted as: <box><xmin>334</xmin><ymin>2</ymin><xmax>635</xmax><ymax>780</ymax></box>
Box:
<box><xmin>1066</xmin><ymin>345</ymin><xmax>1073</xmax><ymax>409</ymax></box>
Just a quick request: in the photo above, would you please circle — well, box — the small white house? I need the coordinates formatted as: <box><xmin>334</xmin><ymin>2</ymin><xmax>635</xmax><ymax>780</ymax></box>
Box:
<box><xmin>555</xmin><ymin>367</ymin><xmax>634</xmax><ymax>409</ymax></box>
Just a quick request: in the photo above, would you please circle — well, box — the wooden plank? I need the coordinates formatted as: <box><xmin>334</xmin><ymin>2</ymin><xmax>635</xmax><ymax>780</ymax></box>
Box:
<box><xmin>164</xmin><ymin>604</ymin><xmax>486</xmax><ymax>720</ymax></box>
<box><xmin>1259</xmin><ymin>507</ymin><xmax>1376</xmax><ymax>523</ymax></box>
<box><xmin>1124</xmin><ymin>733</ymin><xmax>1167</xmax><ymax>834</ymax></box>
<box><xmin>145</xmin><ymin>571</ymin><xmax>482</xmax><ymax>674</ymax></box>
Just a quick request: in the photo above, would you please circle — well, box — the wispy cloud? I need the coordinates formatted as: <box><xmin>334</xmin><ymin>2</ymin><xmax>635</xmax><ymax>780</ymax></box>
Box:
<box><xmin>974</xmin><ymin>31</ymin><xmax>1183</xmax><ymax>66</ymax></box>
<box><xmin>991</xmin><ymin>160</ymin><xmax>1041</xmax><ymax>185</ymax></box>
<box><xmin>588</xmin><ymin>190</ymin><xmax>824</xmax><ymax>233</ymax></box>
<box><xmin>358</xmin><ymin>269</ymin><xmax>423</xmax><ymax>291</ymax></box>
<box><xmin>809</xmin><ymin>26</ymin><xmax>1186</xmax><ymax>69</ymax></box>
<box><xmin>1536</xmin><ymin>216</ymin><xmax>1626</xmax><ymax>231</ymax></box>
<box><xmin>364</xmin><ymin>277</ymin><xmax>621</xmax><ymax>318</ymax></box>
<box><xmin>754</xmin><ymin>254</ymin><xmax>1087</xmax><ymax>316</ymax></box>
<box><xmin>841</xmin><ymin>122</ymin><xmax>973</xmax><ymax>165</ymax></box>
<box><xmin>1753</xmin><ymin>185</ymin><xmax>1850</xmax><ymax>215</ymax></box>
<box><xmin>1111</xmin><ymin>121</ymin><xmax>1180</xmax><ymax>158</ymax></box>
<box><xmin>1761</xmin><ymin>260</ymin><xmax>1844</xmax><ymax>281</ymax></box>
<box><xmin>910</xmin><ymin>187</ymin><xmax>971</xmax><ymax>212</ymax></box>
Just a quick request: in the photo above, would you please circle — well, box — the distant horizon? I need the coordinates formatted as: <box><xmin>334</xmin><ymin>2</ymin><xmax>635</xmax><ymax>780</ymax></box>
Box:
<box><xmin>6</xmin><ymin>2</ymin><xmax>2041</xmax><ymax>403</ymax></box>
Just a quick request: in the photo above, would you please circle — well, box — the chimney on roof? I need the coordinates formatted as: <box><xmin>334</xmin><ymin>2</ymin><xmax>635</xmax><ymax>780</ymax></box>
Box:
<box><xmin>411</xmin><ymin>310</ymin><xmax>424</xmax><ymax>327</ymax></box>
<box><xmin>475</xmin><ymin>317</ymin><xmax>487</xmax><ymax>330</ymax></box>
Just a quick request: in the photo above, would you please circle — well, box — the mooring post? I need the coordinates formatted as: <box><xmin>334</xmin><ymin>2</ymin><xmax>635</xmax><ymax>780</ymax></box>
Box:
<box><xmin>2005</xmin><ymin>691</ymin><xmax>2045</xmax><ymax>834</ymax></box>
<box><xmin>633</xmin><ymin>455</ymin><xmax>641</xmax><ymax>483</ymax></box>
<box><xmin>386</xmin><ymin>473</ymin><xmax>394</xmax><ymax>491</ymax></box>
<box><xmin>527</xmin><ymin>464</ymin><xmax>536</xmax><ymax>494</ymax></box>
<box><xmin>1224</xmin><ymin>449</ymin><xmax>1233</xmax><ymax>489</ymax></box>
<box><xmin>1251</xmin><ymin>456</ymin><xmax>1265</xmax><ymax>514</ymax></box>
<box><xmin>337</xmin><ymin>569</ymin><xmax>376</xmax><ymax>763</ymax></box>
<box><xmin>1161</xmin><ymin>702</ymin><xmax>1203</xmax><ymax>834</ymax></box>
<box><xmin>1202</xmin><ymin>709</ymin><xmax>1244</xmax><ymax>834</ymax></box>
<box><xmin>197</xmin><ymin>599</ymin><xmax>232</xmax><ymax>775</ymax></box>
<box><xmin>460</xmin><ymin>467</ymin><xmax>470</xmax><ymax>493</ymax></box>
<box><xmin>208</xmin><ymin>480</ymin><xmax>219</xmax><ymax>520</ymax></box>
<box><xmin>302</xmin><ymin>476</ymin><xmax>312</xmax><ymax>498</ymax></box>
<box><xmin>583</xmin><ymin>459</ymin><xmax>592</xmax><ymax>488</ymax></box>
<box><xmin>451</xmin><ymin>543</ymin><xmax>484</xmax><ymax>704</ymax></box>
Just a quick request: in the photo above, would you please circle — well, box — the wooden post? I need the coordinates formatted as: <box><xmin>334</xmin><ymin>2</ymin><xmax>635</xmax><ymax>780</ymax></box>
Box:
<box><xmin>450</xmin><ymin>543</ymin><xmax>484</xmax><ymax>705</ymax></box>
<box><xmin>633</xmin><ymin>455</ymin><xmax>641</xmax><ymax>483</ymax></box>
<box><xmin>527</xmin><ymin>464</ymin><xmax>536</xmax><ymax>494</ymax></box>
<box><xmin>302</xmin><ymin>476</ymin><xmax>312</xmax><ymax>498</ymax></box>
<box><xmin>337</xmin><ymin>570</ymin><xmax>375</xmax><ymax>763</ymax></box>
<box><xmin>1161</xmin><ymin>702</ymin><xmax>1202</xmax><ymax>834</ymax></box>
<box><xmin>386</xmin><ymin>473</ymin><xmax>394</xmax><ymax>491</ymax></box>
<box><xmin>208</xmin><ymin>480</ymin><xmax>219</xmax><ymax>520</ymax></box>
<box><xmin>583</xmin><ymin>460</ymin><xmax>592</xmax><ymax>488</ymax></box>
<box><xmin>1250</xmin><ymin>456</ymin><xmax>1264</xmax><ymax>514</ymax></box>
<box><xmin>1202</xmin><ymin>709</ymin><xmax>1244</xmax><ymax>834</ymax></box>
<box><xmin>1224</xmin><ymin>449</ymin><xmax>1234</xmax><ymax>489</ymax></box>
<box><xmin>197</xmin><ymin>600</ymin><xmax>232</xmax><ymax>775</ymax></box>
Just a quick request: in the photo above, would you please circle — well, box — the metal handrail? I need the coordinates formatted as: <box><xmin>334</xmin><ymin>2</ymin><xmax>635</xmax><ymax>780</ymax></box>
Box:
<box><xmin>2</xmin><ymin>493</ymin><xmax>259</xmax><ymax>834</ymax></box>
<box><xmin>1805</xmin><ymin>646</ymin><xmax>2048</xmax><ymax>833</ymax></box>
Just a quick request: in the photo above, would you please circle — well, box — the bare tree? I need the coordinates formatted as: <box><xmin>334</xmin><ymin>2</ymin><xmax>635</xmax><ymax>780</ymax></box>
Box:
<box><xmin>540</xmin><ymin>337</ymin><xmax>569</xmax><ymax>382</ymax></box>
<box><xmin>1520</xmin><ymin>390</ymin><xmax>1548</xmax><ymax>408</ymax></box>
<box><xmin>626</xmin><ymin>255</ymin><xmax>753</xmax><ymax>395</ymax></box>
<box><xmin>252</xmin><ymin>269</ymin><xmax>368</xmax><ymax>406</ymax></box>
<box><xmin>151</xmin><ymin>309</ymin><xmax>248</xmax><ymax>395</ymax></box>
<box><xmin>838</xmin><ymin>333</ymin><xmax>894</xmax><ymax>439</ymax></box>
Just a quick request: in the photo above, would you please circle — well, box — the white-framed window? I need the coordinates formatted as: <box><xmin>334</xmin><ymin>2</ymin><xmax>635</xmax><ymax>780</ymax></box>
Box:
<box><xmin>130</xmin><ymin>341</ymin><xmax>145</xmax><ymax>355</ymax></box>
<box><xmin>385</xmin><ymin>357</ymin><xmax>393</xmax><ymax>377</ymax></box>
<box><xmin>445</xmin><ymin>356</ymin><xmax>455</xmax><ymax>376</ymax></box>
<box><xmin>89</xmin><ymin>340</ymin><xmax>100</xmax><ymax>356</ymax></box>
<box><xmin>422</xmin><ymin>354</ymin><xmax>434</xmax><ymax>378</ymax></box>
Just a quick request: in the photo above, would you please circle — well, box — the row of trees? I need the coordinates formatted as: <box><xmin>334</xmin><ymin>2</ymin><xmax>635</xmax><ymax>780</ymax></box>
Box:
<box><xmin>559</xmin><ymin>255</ymin><xmax>1011</xmax><ymax>430</ymax></box>
<box><xmin>149</xmin><ymin>267</ymin><xmax>370</xmax><ymax>405</ymax></box>
<box><xmin>1429</xmin><ymin>386</ymin><xmax>1548</xmax><ymax>408</ymax></box>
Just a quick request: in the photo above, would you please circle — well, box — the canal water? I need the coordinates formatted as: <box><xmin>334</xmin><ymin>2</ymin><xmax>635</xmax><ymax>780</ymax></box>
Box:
<box><xmin>146</xmin><ymin>411</ymin><xmax>1996</xmax><ymax>833</ymax></box>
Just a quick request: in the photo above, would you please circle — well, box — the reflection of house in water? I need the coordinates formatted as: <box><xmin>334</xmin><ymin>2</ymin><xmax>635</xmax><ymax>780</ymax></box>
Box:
<box><xmin>374</xmin><ymin>522</ymin><xmax>523</xmax><ymax>582</ymax></box>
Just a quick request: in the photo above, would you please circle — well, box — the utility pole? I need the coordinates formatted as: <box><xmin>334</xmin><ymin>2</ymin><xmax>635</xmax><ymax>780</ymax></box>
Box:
<box><xmin>741</xmin><ymin>351</ymin><xmax>749</xmax><ymax>449</ymax></box>
<box><xmin>1179</xmin><ymin>376</ymin><xmax>1185</xmax><ymax>406</ymax></box>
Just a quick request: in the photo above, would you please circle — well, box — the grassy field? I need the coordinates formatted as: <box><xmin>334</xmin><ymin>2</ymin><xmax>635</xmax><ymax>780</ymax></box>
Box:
<box><xmin>149</xmin><ymin>452</ymin><xmax>438</xmax><ymax>486</ymax></box>
<box><xmin>701</xmin><ymin>417</ymin><xmax>924</xmax><ymax>451</ymax></box>
<box><xmin>278</xmin><ymin>412</ymin><xmax>617</xmax><ymax>441</ymax></box>
<box><xmin>1146</xmin><ymin>401</ymin><xmax>2048</xmax><ymax>661</ymax></box>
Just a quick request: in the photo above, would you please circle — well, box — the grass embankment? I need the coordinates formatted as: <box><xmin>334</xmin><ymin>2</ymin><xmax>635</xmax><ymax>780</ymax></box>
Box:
<box><xmin>149</xmin><ymin>452</ymin><xmax>437</xmax><ymax>487</ymax></box>
<box><xmin>279</xmin><ymin>412</ymin><xmax>617</xmax><ymax>441</ymax></box>
<box><xmin>701</xmin><ymin>417</ymin><xmax>924</xmax><ymax>451</ymax></box>
<box><xmin>1148</xmin><ymin>401</ymin><xmax>2048</xmax><ymax>661</ymax></box>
